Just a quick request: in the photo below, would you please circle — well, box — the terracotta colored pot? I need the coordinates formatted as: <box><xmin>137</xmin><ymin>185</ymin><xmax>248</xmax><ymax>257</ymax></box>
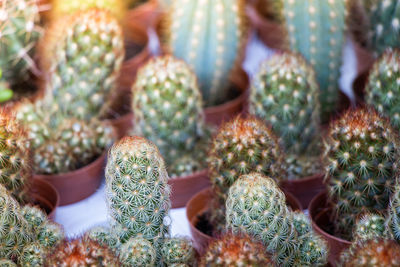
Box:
<box><xmin>33</xmin><ymin>153</ymin><xmax>106</xmax><ymax>206</ymax></box>
<box><xmin>309</xmin><ymin>191</ymin><xmax>351</xmax><ymax>266</ymax></box>
<box><xmin>29</xmin><ymin>178</ymin><xmax>59</xmax><ymax>220</ymax></box>
<box><xmin>169</xmin><ymin>170</ymin><xmax>210</xmax><ymax>209</ymax></box>
<box><xmin>186</xmin><ymin>187</ymin><xmax>302</xmax><ymax>255</ymax></box>
<box><xmin>280</xmin><ymin>174</ymin><xmax>325</xmax><ymax>209</ymax></box>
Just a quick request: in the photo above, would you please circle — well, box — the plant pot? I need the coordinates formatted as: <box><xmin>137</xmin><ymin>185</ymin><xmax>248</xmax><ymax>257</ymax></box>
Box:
<box><xmin>33</xmin><ymin>153</ymin><xmax>106</xmax><ymax>206</ymax></box>
<box><xmin>309</xmin><ymin>191</ymin><xmax>351</xmax><ymax>266</ymax></box>
<box><xmin>29</xmin><ymin>178</ymin><xmax>59</xmax><ymax>220</ymax></box>
<box><xmin>169</xmin><ymin>170</ymin><xmax>210</xmax><ymax>209</ymax></box>
<box><xmin>186</xmin><ymin>187</ymin><xmax>302</xmax><ymax>255</ymax></box>
<box><xmin>280</xmin><ymin>174</ymin><xmax>325</xmax><ymax>209</ymax></box>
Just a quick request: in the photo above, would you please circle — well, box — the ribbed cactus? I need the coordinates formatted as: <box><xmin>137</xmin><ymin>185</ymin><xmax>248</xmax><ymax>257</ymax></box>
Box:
<box><xmin>323</xmin><ymin>108</ymin><xmax>400</xmax><ymax>239</ymax></box>
<box><xmin>199</xmin><ymin>232</ymin><xmax>273</xmax><ymax>267</ymax></box>
<box><xmin>365</xmin><ymin>49</ymin><xmax>400</xmax><ymax>129</ymax></box>
<box><xmin>40</xmin><ymin>9</ymin><xmax>125</xmax><ymax>121</ymax></box>
<box><xmin>281</xmin><ymin>0</ymin><xmax>347</xmax><ymax>121</ymax></box>
<box><xmin>163</xmin><ymin>0</ymin><xmax>248</xmax><ymax>106</ymax></box>
<box><xmin>132</xmin><ymin>56</ymin><xmax>208</xmax><ymax>177</ymax></box>
<box><xmin>119</xmin><ymin>237</ymin><xmax>156</xmax><ymax>267</ymax></box>
<box><xmin>105</xmin><ymin>136</ymin><xmax>171</xmax><ymax>261</ymax></box>
<box><xmin>0</xmin><ymin>0</ymin><xmax>41</xmax><ymax>86</ymax></box>
<box><xmin>226</xmin><ymin>173</ymin><xmax>328</xmax><ymax>266</ymax></box>
<box><xmin>161</xmin><ymin>237</ymin><xmax>195</xmax><ymax>266</ymax></box>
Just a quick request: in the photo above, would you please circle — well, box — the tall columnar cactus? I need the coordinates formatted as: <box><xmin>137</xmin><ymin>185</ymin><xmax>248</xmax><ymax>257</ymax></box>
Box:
<box><xmin>40</xmin><ymin>9</ymin><xmax>125</xmax><ymax>121</ymax></box>
<box><xmin>323</xmin><ymin>108</ymin><xmax>400</xmax><ymax>239</ymax></box>
<box><xmin>105</xmin><ymin>136</ymin><xmax>171</xmax><ymax>260</ymax></box>
<box><xmin>0</xmin><ymin>0</ymin><xmax>42</xmax><ymax>86</ymax></box>
<box><xmin>132</xmin><ymin>56</ymin><xmax>208</xmax><ymax>176</ymax></box>
<box><xmin>119</xmin><ymin>237</ymin><xmax>156</xmax><ymax>267</ymax></box>
<box><xmin>161</xmin><ymin>237</ymin><xmax>196</xmax><ymax>266</ymax></box>
<box><xmin>281</xmin><ymin>0</ymin><xmax>347</xmax><ymax>121</ymax></box>
<box><xmin>226</xmin><ymin>173</ymin><xmax>328</xmax><ymax>266</ymax></box>
<box><xmin>199</xmin><ymin>232</ymin><xmax>273</xmax><ymax>266</ymax></box>
<box><xmin>163</xmin><ymin>0</ymin><xmax>248</xmax><ymax>106</ymax></box>
<box><xmin>365</xmin><ymin>49</ymin><xmax>400</xmax><ymax>129</ymax></box>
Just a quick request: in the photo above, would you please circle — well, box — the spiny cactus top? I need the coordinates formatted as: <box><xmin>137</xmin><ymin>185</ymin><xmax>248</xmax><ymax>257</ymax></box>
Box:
<box><xmin>281</xmin><ymin>0</ymin><xmax>347</xmax><ymax>121</ymax></box>
<box><xmin>132</xmin><ymin>56</ymin><xmax>208</xmax><ymax>175</ymax></box>
<box><xmin>354</xmin><ymin>213</ymin><xmax>387</xmax><ymax>241</ymax></box>
<box><xmin>199</xmin><ymin>232</ymin><xmax>273</xmax><ymax>267</ymax></box>
<box><xmin>119</xmin><ymin>237</ymin><xmax>156</xmax><ymax>267</ymax></box>
<box><xmin>85</xmin><ymin>226</ymin><xmax>121</xmax><ymax>252</ymax></box>
<box><xmin>40</xmin><ymin>9</ymin><xmax>125</xmax><ymax>121</ymax></box>
<box><xmin>323</xmin><ymin>108</ymin><xmax>400</xmax><ymax>239</ymax></box>
<box><xmin>0</xmin><ymin>0</ymin><xmax>41</xmax><ymax>86</ymax></box>
<box><xmin>161</xmin><ymin>237</ymin><xmax>196</xmax><ymax>266</ymax></box>
<box><xmin>163</xmin><ymin>0</ymin><xmax>248</xmax><ymax>106</ymax></box>
<box><xmin>105</xmin><ymin>136</ymin><xmax>170</xmax><ymax>254</ymax></box>
<box><xmin>365</xmin><ymin>49</ymin><xmax>400</xmax><ymax>129</ymax></box>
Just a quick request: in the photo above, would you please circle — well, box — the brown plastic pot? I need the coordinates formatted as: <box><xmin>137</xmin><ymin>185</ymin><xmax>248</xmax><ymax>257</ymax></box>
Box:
<box><xmin>280</xmin><ymin>174</ymin><xmax>325</xmax><ymax>209</ymax></box>
<box><xmin>309</xmin><ymin>191</ymin><xmax>351</xmax><ymax>266</ymax></box>
<box><xmin>186</xmin><ymin>187</ymin><xmax>302</xmax><ymax>255</ymax></box>
<box><xmin>33</xmin><ymin>153</ymin><xmax>106</xmax><ymax>206</ymax></box>
<box><xmin>169</xmin><ymin>170</ymin><xmax>210</xmax><ymax>209</ymax></box>
<box><xmin>29</xmin><ymin>178</ymin><xmax>59</xmax><ymax>220</ymax></box>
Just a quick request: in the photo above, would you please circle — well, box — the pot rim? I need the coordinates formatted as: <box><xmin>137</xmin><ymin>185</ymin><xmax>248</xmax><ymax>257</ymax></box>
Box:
<box><xmin>30</xmin><ymin>177</ymin><xmax>60</xmax><ymax>219</ymax></box>
<box><xmin>281</xmin><ymin>173</ymin><xmax>325</xmax><ymax>185</ymax></box>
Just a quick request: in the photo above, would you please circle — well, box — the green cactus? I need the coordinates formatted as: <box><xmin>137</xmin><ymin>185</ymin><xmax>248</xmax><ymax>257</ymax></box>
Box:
<box><xmin>20</xmin><ymin>243</ymin><xmax>44</xmax><ymax>267</ymax></box>
<box><xmin>105</xmin><ymin>136</ymin><xmax>171</xmax><ymax>261</ymax></box>
<box><xmin>132</xmin><ymin>56</ymin><xmax>208</xmax><ymax>177</ymax></box>
<box><xmin>199</xmin><ymin>232</ymin><xmax>274</xmax><ymax>267</ymax></box>
<box><xmin>226</xmin><ymin>173</ymin><xmax>328</xmax><ymax>266</ymax></box>
<box><xmin>163</xmin><ymin>0</ymin><xmax>248</xmax><ymax>106</ymax></box>
<box><xmin>40</xmin><ymin>9</ymin><xmax>125</xmax><ymax>121</ymax></box>
<box><xmin>86</xmin><ymin>226</ymin><xmax>121</xmax><ymax>252</ymax></box>
<box><xmin>323</xmin><ymin>108</ymin><xmax>400</xmax><ymax>239</ymax></box>
<box><xmin>389</xmin><ymin>183</ymin><xmax>400</xmax><ymax>242</ymax></box>
<box><xmin>119</xmin><ymin>237</ymin><xmax>156</xmax><ymax>267</ymax></box>
<box><xmin>0</xmin><ymin>0</ymin><xmax>42</xmax><ymax>86</ymax></box>
<box><xmin>161</xmin><ymin>237</ymin><xmax>195</xmax><ymax>266</ymax></box>
<box><xmin>281</xmin><ymin>0</ymin><xmax>347</xmax><ymax>121</ymax></box>
<box><xmin>354</xmin><ymin>213</ymin><xmax>388</xmax><ymax>241</ymax></box>
<box><xmin>0</xmin><ymin>260</ymin><xmax>16</xmax><ymax>267</ymax></box>
<box><xmin>365</xmin><ymin>49</ymin><xmax>400</xmax><ymax>129</ymax></box>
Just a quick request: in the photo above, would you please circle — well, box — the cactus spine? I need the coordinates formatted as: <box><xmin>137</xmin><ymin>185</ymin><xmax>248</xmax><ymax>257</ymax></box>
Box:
<box><xmin>281</xmin><ymin>0</ymin><xmax>347</xmax><ymax>121</ymax></box>
<box><xmin>323</xmin><ymin>108</ymin><xmax>400</xmax><ymax>239</ymax></box>
<box><xmin>163</xmin><ymin>0</ymin><xmax>248</xmax><ymax>106</ymax></box>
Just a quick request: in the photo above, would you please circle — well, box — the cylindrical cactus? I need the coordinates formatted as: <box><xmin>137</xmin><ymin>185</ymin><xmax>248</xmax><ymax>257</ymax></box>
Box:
<box><xmin>162</xmin><ymin>0</ymin><xmax>248</xmax><ymax>106</ymax></box>
<box><xmin>365</xmin><ymin>49</ymin><xmax>400</xmax><ymax>129</ymax></box>
<box><xmin>161</xmin><ymin>237</ymin><xmax>196</xmax><ymax>266</ymax></box>
<box><xmin>323</xmin><ymin>108</ymin><xmax>400</xmax><ymax>239</ymax></box>
<box><xmin>40</xmin><ymin>8</ymin><xmax>125</xmax><ymax>121</ymax></box>
<box><xmin>119</xmin><ymin>237</ymin><xmax>156</xmax><ymax>267</ymax></box>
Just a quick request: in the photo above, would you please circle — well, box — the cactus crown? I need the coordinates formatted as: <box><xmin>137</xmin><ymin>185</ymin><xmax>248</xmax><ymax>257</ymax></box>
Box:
<box><xmin>366</xmin><ymin>49</ymin><xmax>400</xmax><ymax>129</ymax></box>
<box><xmin>85</xmin><ymin>226</ymin><xmax>121</xmax><ymax>252</ymax></box>
<box><xmin>119</xmin><ymin>237</ymin><xmax>156</xmax><ymax>267</ymax></box>
<box><xmin>161</xmin><ymin>237</ymin><xmax>195</xmax><ymax>266</ymax></box>
<box><xmin>354</xmin><ymin>213</ymin><xmax>388</xmax><ymax>241</ymax></box>
<box><xmin>323</xmin><ymin>108</ymin><xmax>400</xmax><ymax>239</ymax></box>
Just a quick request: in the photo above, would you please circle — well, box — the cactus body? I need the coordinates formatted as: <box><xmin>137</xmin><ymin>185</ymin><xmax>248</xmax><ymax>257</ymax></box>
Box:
<box><xmin>355</xmin><ymin>213</ymin><xmax>387</xmax><ymax>241</ymax></box>
<box><xmin>119</xmin><ymin>237</ymin><xmax>156</xmax><ymax>267</ymax></box>
<box><xmin>86</xmin><ymin>226</ymin><xmax>121</xmax><ymax>252</ymax></box>
<box><xmin>0</xmin><ymin>260</ymin><xmax>16</xmax><ymax>267</ymax></box>
<box><xmin>20</xmin><ymin>243</ymin><xmax>44</xmax><ymax>267</ymax></box>
<box><xmin>389</xmin><ymin>184</ymin><xmax>400</xmax><ymax>241</ymax></box>
<box><xmin>164</xmin><ymin>0</ymin><xmax>247</xmax><ymax>106</ymax></box>
<box><xmin>323</xmin><ymin>108</ymin><xmax>400</xmax><ymax>239</ymax></box>
<box><xmin>161</xmin><ymin>237</ymin><xmax>195</xmax><ymax>266</ymax></box>
<box><xmin>282</xmin><ymin>0</ymin><xmax>347</xmax><ymax>121</ymax></box>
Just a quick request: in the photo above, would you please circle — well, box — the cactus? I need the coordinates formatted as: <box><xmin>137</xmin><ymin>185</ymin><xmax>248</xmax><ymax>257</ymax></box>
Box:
<box><xmin>199</xmin><ymin>232</ymin><xmax>273</xmax><ymax>267</ymax></box>
<box><xmin>161</xmin><ymin>237</ymin><xmax>195</xmax><ymax>266</ymax></box>
<box><xmin>226</xmin><ymin>173</ymin><xmax>328</xmax><ymax>266</ymax></box>
<box><xmin>0</xmin><ymin>260</ymin><xmax>16</xmax><ymax>267</ymax></box>
<box><xmin>40</xmin><ymin>9</ymin><xmax>125</xmax><ymax>121</ymax></box>
<box><xmin>86</xmin><ymin>226</ymin><xmax>121</xmax><ymax>252</ymax></box>
<box><xmin>132</xmin><ymin>56</ymin><xmax>208</xmax><ymax>176</ymax></box>
<box><xmin>354</xmin><ymin>213</ymin><xmax>388</xmax><ymax>241</ymax></box>
<box><xmin>365</xmin><ymin>49</ymin><xmax>400</xmax><ymax>129</ymax></box>
<box><xmin>281</xmin><ymin>0</ymin><xmax>347</xmax><ymax>121</ymax></box>
<box><xmin>323</xmin><ymin>108</ymin><xmax>400</xmax><ymax>239</ymax></box>
<box><xmin>105</xmin><ymin>136</ymin><xmax>171</xmax><ymax>261</ymax></box>
<box><xmin>389</xmin><ymin>183</ymin><xmax>400</xmax><ymax>241</ymax></box>
<box><xmin>20</xmin><ymin>243</ymin><xmax>44</xmax><ymax>267</ymax></box>
<box><xmin>119</xmin><ymin>237</ymin><xmax>156</xmax><ymax>267</ymax></box>
<box><xmin>162</xmin><ymin>0</ymin><xmax>248</xmax><ymax>106</ymax></box>
<box><xmin>0</xmin><ymin>0</ymin><xmax>42</xmax><ymax>86</ymax></box>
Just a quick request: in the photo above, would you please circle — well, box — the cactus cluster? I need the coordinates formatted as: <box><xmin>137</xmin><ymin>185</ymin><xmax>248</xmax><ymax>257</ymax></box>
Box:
<box><xmin>161</xmin><ymin>237</ymin><xmax>195</xmax><ymax>266</ymax></box>
<box><xmin>226</xmin><ymin>173</ymin><xmax>328</xmax><ymax>266</ymax></box>
<box><xmin>323</xmin><ymin>108</ymin><xmax>400</xmax><ymax>239</ymax></box>
<box><xmin>163</xmin><ymin>0</ymin><xmax>248</xmax><ymax>106</ymax></box>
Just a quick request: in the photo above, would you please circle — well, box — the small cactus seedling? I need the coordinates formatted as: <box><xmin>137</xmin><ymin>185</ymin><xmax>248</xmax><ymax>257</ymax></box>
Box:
<box><xmin>119</xmin><ymin>237</ymin><xmax>156</xmax><ymax>267</ymax></box>
<box><xmin>323</xmin><ymin>108</ymin><xmax>400</xmax><ymax>239</ymax></box>
<box><xmin>365</xmin><ymin>49</ymin><xmax>400</xmax><ymax>129</ymax></box>
<box><xmin>161</xmin><ymin>237</ymin><xmax>196</xmax><ymax>266</ymax></box>
<box><xmin>281</xmin><ymin>0</ymin><xmax>347</xmax><ymax>121</ymax></box>
<box><xmin>40</xmin><ymin>9</ymin><xmax>125</xmax><ymax>121</ymax></box>
<box><xmin>162</xmin><ymin>0</ymin><xmax>248</xmax><ymax>106</ymax></box>
<box><xmin>199</xmin><ymin>232</ymin><xmax>273</xmax><ymax>267</ymax></box>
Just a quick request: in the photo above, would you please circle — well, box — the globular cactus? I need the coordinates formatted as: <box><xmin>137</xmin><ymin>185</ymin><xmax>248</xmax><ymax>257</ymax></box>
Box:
<box><xmin>226</xmin><ymin>173</ymin><xmax>328</xmax><ymax>266</ymax></box>
<box><xmin>281</xmin><ymin>0</ymin><xmax>347</xmax><ymax>121</ymax></box>
<box><xmin>20</xmin><ymin>243</ymin><xmax>44</xmax><ymax>267</ymax></box>
<box><xmin>163</xmin><ymin>0</ymin><xmax>248</xmax><ymax>106</ymax></box>
<box><xmin>86</xmin><ymin>226</ymin><xmax>121</xmax><ymax>252</ymax></box>
<box><xmin>199</xmin><ymin>232</ymin><xmax>273</xmax><ymax>267</ymax></box>
<box><xmin>323</xmin><ymin>108</ymin><xmax>400</xmax><ymax>239</ymax></box>
<box><xmin>354</xmin><ymin>213</ymin><xmax>387</xmax><ymax>241</ymax></box>
<box><xmin>40</xmin><ymin>9</ymin><xmax>125</xmax><ymax>121</ymax></box>
<box><xmin>365</xmin><ymin>49</ymin><xmax>400</xmax><ymax>129</ymax></box>
<box><xmin>132</xmin><ymin>56</ymin><xmax>208</xmax><ymax>176</ymax></box>
<box><xmin>0</xmin><ymin>0</ymin><xmax>41</xmax><ymax>86</ymax></box>
<box><xmin>161</xmin><ymin>237</ymin><xmax>196</xmax><ymax>266</ymax></box>
<box><xmin>119</xmin><ymin>237</ymin><xmax>156</xmax><ymax>267</ymax></box>
<box><xmin>105</xmin><ymin>136</ymin><xmax>171</xmax><ymax>261</ymax></box>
